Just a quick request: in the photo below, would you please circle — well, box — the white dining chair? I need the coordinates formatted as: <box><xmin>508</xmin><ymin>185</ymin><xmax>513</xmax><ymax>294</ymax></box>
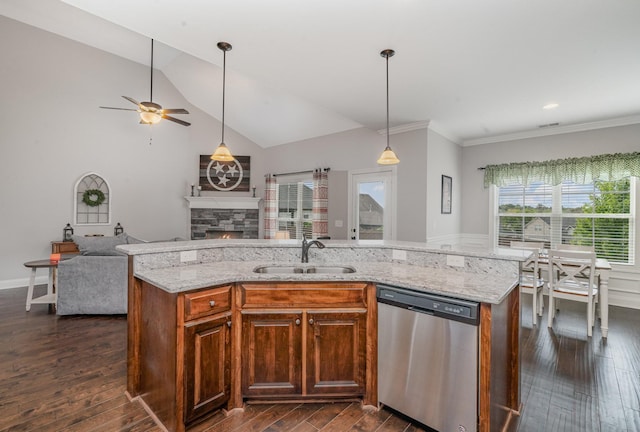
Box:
<box><xmin>547</xmin><ymin>249</ymin><xmax>598</xmax><ymax>336</ymax></box>
<box><xmin>557</xmin><ymin>244</ymin><xmax>600</xmax><ymax>295</ymax></box>
<box><xmin>510</xmin><ymin>241</ymin><xmax>545</xmax><ymax>326</ymax></box>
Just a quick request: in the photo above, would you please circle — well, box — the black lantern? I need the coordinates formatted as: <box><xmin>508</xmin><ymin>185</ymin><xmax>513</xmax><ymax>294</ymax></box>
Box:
<box><xmin>114</xmin><ymin>222</ymin><xmax>124</xmax><ymax>236</ymax></box>
<box><xmin>63</xmin><ymin>223</ymin><xmax>74</xmax><ymax>242</ymax></box>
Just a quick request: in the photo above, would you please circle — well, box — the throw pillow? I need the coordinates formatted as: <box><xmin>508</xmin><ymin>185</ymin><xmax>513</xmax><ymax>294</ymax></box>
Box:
<box><xmin>72</xmin><ymin>234</ymin><xmax>127</xmax><ymax>256</ymax></box>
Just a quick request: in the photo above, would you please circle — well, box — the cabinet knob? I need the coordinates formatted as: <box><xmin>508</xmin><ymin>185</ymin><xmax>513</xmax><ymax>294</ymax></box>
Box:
<box><xmin>295</xmin><ymin>318</ymin><xmax>301</xmax><ymax>325</ymax></box>
<box><xmin>227</xmin><ymin>321</ymin><xmax>232</xmax><ymax>328</ymax></box>
<box><xmin>308</xmin><ymin>318</ymin><xmax>314</xmax><ymax>325</ymax></box>
<box><xmin>209</xmin><ymin>300</ymin><xmax>216</xmax><ymax>307</ymax></box>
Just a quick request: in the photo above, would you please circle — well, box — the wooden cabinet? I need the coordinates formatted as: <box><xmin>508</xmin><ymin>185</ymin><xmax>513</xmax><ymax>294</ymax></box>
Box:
<box><xmin>183</xmin><ymin>286</ymin><xmax>232</xmax><ymax>423</ymax></box>
<box><xmin>129</xmin><ymin>280</ymin><xmax>377</xmax><ymax>432</ymax></box>
<box><xmin>241</xmin><ymin>312</ymin><xmax>302</xmax><ymax>397</ymax></box>
<box><xmin>239</xmin><ymin>282</ymin><xmax>371</xmax><ymax>400</ymax></box>
<box><xmin>51</xmin><ymin>241</ymin><xmax>79</xmax><ymax>254</ymax></box>
<box><xmin>305</xmin><ymin>311</ymin><xmax>366</xmax><ymax>396</ymax></box>
<box><xmin>184</xmin><ymin>313</ymin><xmax>232</xmax><ymax>422</ymax></box>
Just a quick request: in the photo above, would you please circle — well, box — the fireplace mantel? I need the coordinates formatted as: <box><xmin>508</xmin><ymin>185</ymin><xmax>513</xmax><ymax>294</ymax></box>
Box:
<box><xmin>184</xmin><ymin>196</ymin><xmax>261</xmax><ymax>210</ymax></box>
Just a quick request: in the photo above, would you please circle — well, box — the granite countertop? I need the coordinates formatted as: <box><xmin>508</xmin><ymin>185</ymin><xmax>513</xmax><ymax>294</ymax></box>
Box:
<box><xmin>119</xmin><ymin>238</ymin><xmax>530</xmax><ymax>261</ymax></box>
<box><xmin>134</xmin><ymin>260</ymin><xmax>519</xmax><ymax>305</ymax></box>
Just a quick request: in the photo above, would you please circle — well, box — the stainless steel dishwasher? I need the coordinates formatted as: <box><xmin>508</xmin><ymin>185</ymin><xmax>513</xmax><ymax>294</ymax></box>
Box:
<box><xmin>377</xmin><ymin>284</ymin><xmax>480</xmax><ymax>432</ymax></box>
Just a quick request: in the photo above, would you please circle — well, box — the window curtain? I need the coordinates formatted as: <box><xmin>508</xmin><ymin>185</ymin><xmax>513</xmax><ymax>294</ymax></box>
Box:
<box><xmin>263</xmin><ymin>174</ymin><xmax>277</xmax><ymax>239</ymax></box>
<box><xmin>312</xmin><ymin>169</ymin><xmax>329</xmax><ymax>238</ymax></box>
<box><xmin>483</xmin><ymin>151</ymin><xmax>640</xmax><ymax>188</ymax></box>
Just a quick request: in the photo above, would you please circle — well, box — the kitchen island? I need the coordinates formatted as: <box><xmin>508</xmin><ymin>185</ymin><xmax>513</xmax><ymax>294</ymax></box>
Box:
<box><xmin>119</xmin><ymin>240</ymin><xmax>527</xmax><ymax>432</ymax></box>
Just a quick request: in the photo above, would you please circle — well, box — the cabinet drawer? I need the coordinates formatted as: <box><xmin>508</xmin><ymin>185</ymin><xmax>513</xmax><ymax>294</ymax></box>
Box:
<box><xmin>184</xmin><ymin>285</ymin><xmax>232</xmax><ymax>321</ymax></box>
<box><xmin>240</xmin><ymin>282</ymin><xmax>368</xmax><ymax>309</ymax></box>
<box><xmin>51</xmin><ymin>241</ymin><xmax>80</xmax><ymax>254</ymax></box>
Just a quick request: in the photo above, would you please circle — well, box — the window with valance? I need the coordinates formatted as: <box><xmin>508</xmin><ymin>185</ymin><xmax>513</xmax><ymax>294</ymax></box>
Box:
<box><xmin>486</xmin><ymin>152</ymin><xmax>638</xmax><ymax>264</ymax></box>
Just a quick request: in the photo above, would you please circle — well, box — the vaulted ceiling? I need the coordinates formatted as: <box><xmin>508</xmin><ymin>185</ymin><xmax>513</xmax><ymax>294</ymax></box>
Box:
<box><xmin>2</xmin><ymin>0</ymin><xmax>640</xmax><ymax>147</ymax></box>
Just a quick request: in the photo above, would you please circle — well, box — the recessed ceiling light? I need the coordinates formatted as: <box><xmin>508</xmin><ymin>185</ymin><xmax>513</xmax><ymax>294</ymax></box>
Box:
<box><xmin>543</xmin><ymin>103</ymin><xmax>559</xmax><ymax>110</ymax></box>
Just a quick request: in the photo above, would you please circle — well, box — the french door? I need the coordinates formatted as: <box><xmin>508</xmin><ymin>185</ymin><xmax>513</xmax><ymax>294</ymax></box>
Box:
<box><xmin>348</xmin><ymin>168</ymin><xmax>397</xmax><ymax>240</ymax></box>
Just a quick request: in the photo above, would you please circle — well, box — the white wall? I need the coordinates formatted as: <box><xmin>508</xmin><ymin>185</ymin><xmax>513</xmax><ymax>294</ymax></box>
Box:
<box><xmin>426</xmin><ymin>128</ymin><xmax>462</xmax><ymax>243</ymax></box>
<box><xmin>0</xmin><ymin>17</ymin><xmax>265</xmax><ymax>287</ymax></box>
<box><xmin>460</xmin><ymin>124</ymin><xmax>640</xmax><ymax>308</ymax></box>
<box><xmin>263</xmin><ymin>127</ymin><xmax>434</xmax><ymax>242</ymax></box>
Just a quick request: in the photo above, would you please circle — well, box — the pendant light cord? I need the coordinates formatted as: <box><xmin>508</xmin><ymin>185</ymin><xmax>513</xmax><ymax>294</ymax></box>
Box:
<box><xmin>221</xmin><ymin>48</ymin><xmax>226</xmax><ymax>144</ymax></box>
<box><xmin>150</xmin><ymin>39</ymin><xmax>154</xmax><ymax>103</ymax></box>
<box><xmin>386</xmin><ymin>52</ymin><xmax>390</xmax><ymax>148</ymax></box>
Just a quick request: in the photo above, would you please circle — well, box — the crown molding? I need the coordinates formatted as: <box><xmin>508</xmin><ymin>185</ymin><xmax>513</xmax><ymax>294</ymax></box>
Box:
<box><xmin>427</xmin><ymin>120</ymin><xmax>461</xmax><ymax>144</ymax></box>
<box><xmin>376</xmin><ymin>120</ymin><xmax>430</xmax><ymax>136</ymax></box>
<box><xmin>462</xmin><ymin>114</ymin><xmax>640</xmax><ymax>147</ymax></box>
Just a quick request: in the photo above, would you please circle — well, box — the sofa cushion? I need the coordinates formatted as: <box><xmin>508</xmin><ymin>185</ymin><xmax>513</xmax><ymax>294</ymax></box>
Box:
<box><xmin>72</xmin><ymin>234</ymin><xmax>127</xmax><ymax>256</ymax></box>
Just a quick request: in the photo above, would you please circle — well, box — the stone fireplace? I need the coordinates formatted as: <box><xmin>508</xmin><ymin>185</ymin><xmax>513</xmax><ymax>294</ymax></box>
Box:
<box><xmin>185</xmin><ymin>197</ymin><xmax>261</xmax><ymax>240</ymax></box>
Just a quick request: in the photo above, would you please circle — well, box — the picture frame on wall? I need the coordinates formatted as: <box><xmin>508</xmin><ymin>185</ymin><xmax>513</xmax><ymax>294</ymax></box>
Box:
<box><xmin>441</xmin><ymin>175</ymin><xmax>452</xmax><ymax>214</ymax></box>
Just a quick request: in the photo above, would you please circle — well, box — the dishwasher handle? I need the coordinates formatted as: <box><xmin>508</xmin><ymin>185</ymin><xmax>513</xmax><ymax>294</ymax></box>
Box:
<box><xmin>407</xmin><ymin>305</ymin><xmax>435</xmax><ymax>315</ymax></box>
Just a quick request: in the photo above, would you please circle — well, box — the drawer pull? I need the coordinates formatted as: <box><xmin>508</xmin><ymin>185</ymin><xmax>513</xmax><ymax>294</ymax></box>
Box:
<box><xmin>209</xmin><ymin>300</ymin><xmax>216</xmax><ymax>307</ymax></box>
<box><xmin>227</xmin><ymin>321</ymin><xmax>232</xmax><ymax>328</ymax></box>
<box><xmin>295</xmin><ymin>318</ymin><xmax>301</xmax><ymax>326</ymax></box>
<box><xmin>308</xmin><ymin>318</ymin><xmax>314</xmax><ymax>325</ymax></box>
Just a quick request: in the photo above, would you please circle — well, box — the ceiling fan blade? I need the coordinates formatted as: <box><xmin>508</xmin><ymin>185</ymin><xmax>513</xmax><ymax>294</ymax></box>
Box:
<box><xmin>163</xmin><ymin>108</ymin><xmax>189</xmax><ymax>114</ymax></box>
<box><xmin>162</xmin><ymin>115</ymin><xmax>191</xmax><ymax>127</ymax></box>
<box><xmin>100</xmin><ymin>106</ymin><xmax>138</xmax><ymax>111</ymax></box>
<box><xmin>122</xmin><ymin>96</ymin><xmax>142</xmax><ymax>107</ymax></box>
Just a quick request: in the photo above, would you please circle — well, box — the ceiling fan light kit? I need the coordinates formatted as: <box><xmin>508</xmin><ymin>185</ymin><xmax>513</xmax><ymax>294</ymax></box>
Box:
<box><xmin>377</xmin><ymin>48</ymin><xmax>400</xmax><ymax>166</ymax></box>
<box><xmin>211</xmin><ymin>41</ymin><xmax>235</xmax><ymax>162</ymax></box>
<box><xmin>100</xmin><ymin>39</ymin><xmax>191</xmax><ymax>127</ymax></box>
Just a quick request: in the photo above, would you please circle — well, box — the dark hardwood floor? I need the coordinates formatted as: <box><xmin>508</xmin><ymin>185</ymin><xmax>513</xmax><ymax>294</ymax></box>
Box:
<box><xmin>1</xmin><ymin>285</ymin><xmax>639</xmax><ymax>431</ymax></box>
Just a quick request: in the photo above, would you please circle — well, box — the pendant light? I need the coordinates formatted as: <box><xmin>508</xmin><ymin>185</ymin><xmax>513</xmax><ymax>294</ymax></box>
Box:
<box><xmin>377</xmin><ymin>49</ymin><xmax>400</xmax><ymax>165</ymax></box>
<box><xmin>211</xmin><ymin>41</ymin><xmax>234</xmax><ymax>162</ymax></box>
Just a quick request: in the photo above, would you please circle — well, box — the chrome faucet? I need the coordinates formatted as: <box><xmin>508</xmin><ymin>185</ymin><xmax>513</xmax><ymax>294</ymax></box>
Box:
<box><xmin>301</xmin><ymin>234</ymin><xmax>325</xmax><ymax>263</ymax></box>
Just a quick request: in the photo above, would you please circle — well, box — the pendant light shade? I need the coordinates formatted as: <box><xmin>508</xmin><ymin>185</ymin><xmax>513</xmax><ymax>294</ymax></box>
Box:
<box><xmin>377</xmin><ymin>49</ymin><xmax>400</xmax><ymax>165</ymax></box>
<box><xmin>211</xmin><ymin>42</ymin><xmax>234</xmax><ymax>162</ymax></box>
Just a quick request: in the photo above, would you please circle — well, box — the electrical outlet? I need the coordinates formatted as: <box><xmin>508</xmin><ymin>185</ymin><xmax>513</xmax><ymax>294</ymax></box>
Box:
<box><xmin>392</xmin><ymin>249</ymin><xmax>407</xmax><ymax>261</ymax></box>
<box><xmin>180</xmin><ymin>250</ymin><xmax>197</xmax><ymax>262</ymax></box>
<box><xmin>446</xmin><ymin>254</ymin><xmax>465</xmax><ymax>267</ymax></box>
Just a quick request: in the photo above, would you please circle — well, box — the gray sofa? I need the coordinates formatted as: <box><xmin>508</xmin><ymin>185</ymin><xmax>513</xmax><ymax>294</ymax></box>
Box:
<box><xmin>56</xmin><ymin>233</ymin><xmax>139</xmax><ymax>315</ymax></box>
<box><xmin>57</xmin><ymin>255</ymin><xmax>128</xmax><ymax>315</ymax></box>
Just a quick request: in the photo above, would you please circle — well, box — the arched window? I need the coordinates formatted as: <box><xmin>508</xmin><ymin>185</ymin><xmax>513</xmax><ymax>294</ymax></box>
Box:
<box><xmin>74</xmin><ymin>172</ymin><xmax>111</xmax><ymax>225</ymax></box>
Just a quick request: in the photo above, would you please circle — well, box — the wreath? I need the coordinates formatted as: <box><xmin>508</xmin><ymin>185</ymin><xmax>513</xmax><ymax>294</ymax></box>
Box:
<box><xmin>82</xmin><ymin>189</ymin><xmax>106</xmax><ymax>207</ymax></box>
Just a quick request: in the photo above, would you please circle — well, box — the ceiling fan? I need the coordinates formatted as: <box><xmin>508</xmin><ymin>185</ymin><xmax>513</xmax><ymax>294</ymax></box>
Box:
<box><xmin>100</xmin><ymin>39</ymin><xmax>191</xmax><ymax>127</ymax></box>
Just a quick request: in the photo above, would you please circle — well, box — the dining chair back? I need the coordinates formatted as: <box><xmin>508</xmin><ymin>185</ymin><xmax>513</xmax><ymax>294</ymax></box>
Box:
<box><xmin>547</xmin><ymin>249</ymin><xmax>598</xmax><ymax>336</ymax></box>
<box><xmin>510</xmin><ymin>241</ymin><xmax>545</xmax><ymax>325</ymax></box>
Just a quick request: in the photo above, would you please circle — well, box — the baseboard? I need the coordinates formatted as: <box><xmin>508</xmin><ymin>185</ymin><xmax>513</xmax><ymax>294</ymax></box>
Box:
<box><xmin>0</xmin><ymin>276</ymin><xmax>47</xmax><ymax>291</ymax></box>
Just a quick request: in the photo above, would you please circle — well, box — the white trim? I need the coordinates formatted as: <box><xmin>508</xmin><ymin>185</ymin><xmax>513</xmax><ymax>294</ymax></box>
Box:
<box><xmin>348</xmin><ymin>167</ymin><xmax>398</xmax><ymax>241</ymax></box>
<box><xmin>376</xmin><ymin>120</ymin><xmax>430</xmax><ymax>136</ymax></box>
<box><xmin>463</xmin><ymin>114</ymin><xmax>640</xmax><ymax>147</ymax></box>
<box><xmin>184</xmin><ymin>196</ymin><xmax>261</xmax><ymax>209</ymax></box>
<box><xmin>428</xmin><ymin>121</ymin><xmax>462</xmax><ymax>145</ymax></box>
<box><xmin>0</xmin><ymin>276</ymin><xmax>47</xmax><ymax>291</ymax></box>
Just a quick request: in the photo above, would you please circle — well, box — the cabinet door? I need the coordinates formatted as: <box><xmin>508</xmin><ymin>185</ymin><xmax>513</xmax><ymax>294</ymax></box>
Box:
<box><xmin>184</xmin><ymin>314</ymin><xmax>231</xmax><ymax>423</ymax></box>
<box><xmin>305</xmin><ymin>311</ymin><xmax>367</xmax><ymax>396</ymax></box>
<box><xmin>242</xmin><ymin>312</ymin><xmax>303</xmax><ymax>397</ymax></box>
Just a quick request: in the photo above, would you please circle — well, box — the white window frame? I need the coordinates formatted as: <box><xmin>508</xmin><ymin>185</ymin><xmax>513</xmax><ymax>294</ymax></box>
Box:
<box><xmin>275</xmin><ymin>174</ymin><xmax>313</xmax><ymax>240</ymax></box>
<box><xmin>492</xmin><ymin>177</ymin><xmax>636</xmax><ymax>265</ymax></box>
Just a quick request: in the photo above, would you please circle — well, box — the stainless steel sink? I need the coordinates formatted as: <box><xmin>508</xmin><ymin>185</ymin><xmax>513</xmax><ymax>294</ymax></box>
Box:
<box><xmin>305</xmin><ymin>266</ymin><xmax>356</xmax><ymax>274</ymax></box>
<box><xmin>253</xmin><ymin>266</ymin><xmax>304</xmax><ymax>274</ymax></box>
<box><xmin>253</xmin><ymin>265</ymin><xmax>356</xmax><ymax>274</ymax></box>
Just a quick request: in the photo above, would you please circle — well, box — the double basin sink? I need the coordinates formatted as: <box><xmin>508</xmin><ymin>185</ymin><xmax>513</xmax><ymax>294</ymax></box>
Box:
<box><xmin>253</xmin><ymin>265</ymin><xmax>356</xmax><ymax>274</ymax></box>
